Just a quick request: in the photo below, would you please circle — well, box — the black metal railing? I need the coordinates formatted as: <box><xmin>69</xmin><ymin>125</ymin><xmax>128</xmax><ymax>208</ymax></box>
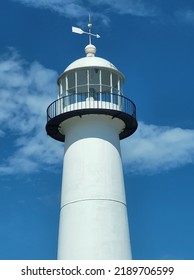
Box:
<box><xmin>47</xmin><ymin>92</ymin><xmax>136</xmax><ymax>121</ymax></box>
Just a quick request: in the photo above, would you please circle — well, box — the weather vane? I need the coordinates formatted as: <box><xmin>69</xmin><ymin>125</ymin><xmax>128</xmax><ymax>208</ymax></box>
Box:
<box><xmin>72</xmin><ymin>15</ymin><xmax>101</xmax><ymax>45</ymax></box>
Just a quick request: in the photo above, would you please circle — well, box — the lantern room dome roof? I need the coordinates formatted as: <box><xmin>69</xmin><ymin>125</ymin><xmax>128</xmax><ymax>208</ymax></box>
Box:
<box><xmin>63</xmin><ymin>44</ymin><xmax>121</xmax><ymax>74</ymax></box>
<box><xmin>65</xmin><ymin>56</ymin><xmax>119</xmax><ymax>72</ymax></box>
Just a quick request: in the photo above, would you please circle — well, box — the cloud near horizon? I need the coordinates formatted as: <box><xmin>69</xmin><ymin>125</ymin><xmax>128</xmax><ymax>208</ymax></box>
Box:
<box><xmin>122</xmin><ymin>122</ymin><xmax>194</xmax><ymax>174</ymax></box>
<box><xmin>0</xmin><ymin>49</ymin><xmax>63</xmax><ymax>175</ymax></box>
<box><xmin>0</xmin><ymin>50</ymin><xmax>194</xmax><ymax>175</ymax></box>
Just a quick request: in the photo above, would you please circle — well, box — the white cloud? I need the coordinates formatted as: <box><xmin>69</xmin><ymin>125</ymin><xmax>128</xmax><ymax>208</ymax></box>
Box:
<box><xmin>1</xmin><ymin>50</ymin><xmax>194</xmax><ymax>176</ymax></box>
<box><xmin>0</xmin><ymin>49</ymin><xmax>63</xmax><ymax>175</ymax></box>
<box><xmin>12</xmin><ymin>0</ymin><xmax>157</xmax><ymax>24</ymax></box>
<box><xmin>121</xmin><ymin>122</ymin><xmax>194</xmax><ymax>174</ymax></box>
<box><xmin>14</xmin><ymin>0</ymin><xmax>88</xmax><ymax>17</ymax></box>
<box><xmin>11</xmin><ymin>0</ymin><xmax>194</xmax><ymax>29</ymax></box>
<box><xmin>11</xmin><ymin>0</ymin><xmax>109</xmax><ymax>25</ymax></box>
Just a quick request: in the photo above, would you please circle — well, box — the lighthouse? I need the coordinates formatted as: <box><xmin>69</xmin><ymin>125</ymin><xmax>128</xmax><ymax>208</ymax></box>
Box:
<box><xmin>46</xmin><ymin>22</ymin><xmax>138</xmax><ymax>260</ymax></box>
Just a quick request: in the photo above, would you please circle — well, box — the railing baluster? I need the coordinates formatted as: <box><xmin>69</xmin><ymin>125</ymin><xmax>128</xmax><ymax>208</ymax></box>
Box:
<box><xmin>47</xmin><ymin>92</ymin><xmax>136</xmax><ymax>122</ymax></box>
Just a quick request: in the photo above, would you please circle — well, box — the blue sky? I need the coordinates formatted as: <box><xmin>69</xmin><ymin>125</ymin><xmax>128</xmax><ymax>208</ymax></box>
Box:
<box><xmin>0</xmin><ymin>0</ymin><xmax>194</xmax><ymax>260</ymax></box>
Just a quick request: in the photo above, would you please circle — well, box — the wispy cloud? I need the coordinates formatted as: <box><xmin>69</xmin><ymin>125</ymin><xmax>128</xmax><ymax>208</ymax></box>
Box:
<box><xmin>122</xmin><ymin>122</ymin><xmax>194</xmax><ymax>174</ymax></box>
<box><xmin>12</xmin><ymin>0</ymin><xmax>194</xmax><ymax>28</ymax></box>
<box><xmin>1</xmin><ymin>50</ymin><xmax>194</xmax><ymax>175</ymax></box>
<box><xmin>13</xmin><ymin>0</ymin><xmax>88</xmax><ymax>17</ymax></box>
<box><xmin>12</xmin><ymin>0</ymin><xmax>110</xmax><ymax>25</ymax></box>
<box><xmin>0</xmin><ymin>49</ymin><xmax>63</xmax><ymax>175</ymax></box>
<box><xmin>12</xmin><ymin>0</ymin><xmax>157</xmax><ymax>25</ymax></box>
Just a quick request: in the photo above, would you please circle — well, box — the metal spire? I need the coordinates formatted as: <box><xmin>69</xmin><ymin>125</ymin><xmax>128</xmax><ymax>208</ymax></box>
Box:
<box><xmin>88</xmin><ymin>14</ymin><xmax>92</xmax><ymax>45</ymax></box>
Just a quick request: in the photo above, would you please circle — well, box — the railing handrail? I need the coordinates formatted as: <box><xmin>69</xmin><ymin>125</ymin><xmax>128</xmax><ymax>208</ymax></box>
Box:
<box><xmin>47</xmin><ymin>92</ymin><xmax>136</xmax><ymax>121</ymax></box>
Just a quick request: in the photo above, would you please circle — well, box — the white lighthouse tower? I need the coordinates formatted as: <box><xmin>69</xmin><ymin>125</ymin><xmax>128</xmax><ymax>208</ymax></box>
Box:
<box><xmin>46</xmin><ymin>22</ymin><xmax>138</xmax><ymax>259</ymax></box>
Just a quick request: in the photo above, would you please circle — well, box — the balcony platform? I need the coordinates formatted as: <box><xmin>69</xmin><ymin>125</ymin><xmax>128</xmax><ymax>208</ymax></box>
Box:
<box><xmin>46</xmin><ymin>92</ymin><xmax>138</xmax><ymax>142</ymax></box>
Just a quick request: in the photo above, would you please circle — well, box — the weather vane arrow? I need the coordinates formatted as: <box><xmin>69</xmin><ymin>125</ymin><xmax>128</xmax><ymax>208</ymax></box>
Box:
<box><xmin>72</xmin><ymin>16</ymin><xmax>101</xmax><ymax>44</ymax></box>
<box><xmin>72</xmin><ymin>26</ymin><xmax>100</xmax><ymax>39</ymax></box>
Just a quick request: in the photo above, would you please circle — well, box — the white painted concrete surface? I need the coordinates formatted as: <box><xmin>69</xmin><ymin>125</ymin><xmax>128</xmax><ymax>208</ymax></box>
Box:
<box><xmin>57</xmin><ymin>115</ymin><xmax>132</xmax><ymax>259</ymax></box>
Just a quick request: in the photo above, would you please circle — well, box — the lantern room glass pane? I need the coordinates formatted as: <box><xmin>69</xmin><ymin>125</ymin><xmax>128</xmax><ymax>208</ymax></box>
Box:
<box><xmin>77</xmin><ymin>69</ymin><xmax>88</xmax><ymax>93</ymax></box>
<box><xmin>89</xmin><ymin>69</ymin><xmax>100</xmax><ymax>85</ymax></box>
<box><xmin>101</xmin><ymin>70</ymin><xmax>110</xmax><ymax>86</ymax></box>
<box><xmin>77</xmin><ymin>85</ymin><xmax>88</xmax><ymax>93</ymax></box>
<box><xmin>102</xmin><ymin>85</ymin><xmax>111</xmax><ymax>93</ymax></box>
<box><xmin>101</xmin><ymin>70</ymin><xmax>111</xmax><ymax>93</ymax></box>
<box><xmin>77</xmin><ymin>69</ymin><xmax>87</xmax><ymax>85</ymax></box>
<box><xmin>89</xmin><ymin>69</ymin><xmax>100</xmax><ymax>93</ymax></box>
<box><xmin>112</xmin><ymin>73</ymin><xmax>118</xmax><ymax>89</ymax></box>
<box><xmin>61</xmin><ymin>78</ymin><xmax>67</xmax><ymax>94</ymax></box>
<box><xmin>67</xmin><ymin>71</ymin><xmax>75</xmax><ymax>92</ymax></box>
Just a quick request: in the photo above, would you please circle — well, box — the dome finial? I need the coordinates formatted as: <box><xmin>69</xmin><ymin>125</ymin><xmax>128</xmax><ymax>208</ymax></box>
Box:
<box><xmin>85</xmin><ymin>44</ymin><xmax>96</xmax><ymax>57</ymax></box>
